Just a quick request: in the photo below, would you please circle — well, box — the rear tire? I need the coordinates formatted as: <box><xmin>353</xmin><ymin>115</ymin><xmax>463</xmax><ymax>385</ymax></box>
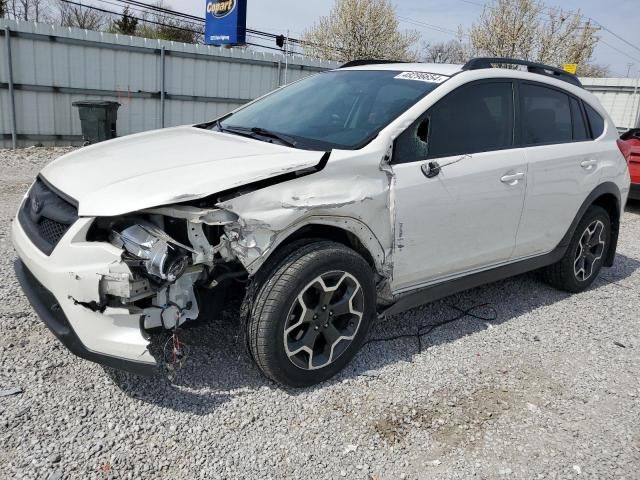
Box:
<box><xmin>542</xmin><ymin>205</ymin><xmax>610</xmax><ymax>293</ymax></box>
<box><xmin>247</xmin><ymin>241</ymin><xmax>375</xmax><ymax>387</ymax></box>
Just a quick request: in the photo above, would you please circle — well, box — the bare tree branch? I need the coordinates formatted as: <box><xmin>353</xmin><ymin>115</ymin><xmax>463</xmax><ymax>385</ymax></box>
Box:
<box><xmin>422</xmin><ymin>39</ymin><xmax>467</xmax><ymax>64</ymax></box>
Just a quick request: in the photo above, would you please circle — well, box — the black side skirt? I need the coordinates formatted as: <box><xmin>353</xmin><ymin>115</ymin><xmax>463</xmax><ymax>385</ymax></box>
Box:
<box><xmin>381</xmin><ymin>245</ymin><xmax>564</xmax><ymax>316</ymax></box>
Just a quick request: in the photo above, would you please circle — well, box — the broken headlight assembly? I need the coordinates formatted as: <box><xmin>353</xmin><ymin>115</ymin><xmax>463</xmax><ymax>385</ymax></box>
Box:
<box><xmin>109</xmin><ymin>224</ymin><xmax>191</xmax><ymax>283</ymax></box>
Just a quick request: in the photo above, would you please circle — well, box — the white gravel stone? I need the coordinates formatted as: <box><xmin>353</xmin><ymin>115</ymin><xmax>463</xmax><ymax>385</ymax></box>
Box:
<box><xmin>1</xmin><ymin>146</ymin><xmax>639</xmax><ymax>479</ymax></box>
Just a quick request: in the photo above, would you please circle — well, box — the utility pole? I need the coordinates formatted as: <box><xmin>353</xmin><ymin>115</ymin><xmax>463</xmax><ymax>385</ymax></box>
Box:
<box><xmin>626</xmin><ymin>63</ymin><xmax>634</xmax><ymax>78</ymax></box>
<box><xmin>284</xmin><ymin>30</ymin><xmax>289</xmax><ymax>85</ymax></box>
<box><xmin>634</xmin><ymin>75</ymin><xmax>640</xmax><ymax>128</ymax></box>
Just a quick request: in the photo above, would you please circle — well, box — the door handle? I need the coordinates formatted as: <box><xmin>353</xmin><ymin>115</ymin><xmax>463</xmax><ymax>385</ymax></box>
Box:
<box><xmin>500</xmin><ymin>172</ymin><xmax>525</xmax><ymax>185</ymax></box>
<box><xmin>580</xmin><ymin>159</ymin><xmax>598</xmax><ymax>170</ymax></box>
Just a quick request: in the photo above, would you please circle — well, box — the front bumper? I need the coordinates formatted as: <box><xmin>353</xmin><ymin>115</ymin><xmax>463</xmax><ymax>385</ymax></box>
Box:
<box><xmin>11</xmin><ymin>216</ymin><xmax>158</xmax><ymax>375</ymax></box>
<box><xmin>14</xmin><ymin>260</ymin><xmax>156</xmax><ymax>376</ymax></box>
<box><xmin>629</xmin><ymin>183</ymin><xmax>640</xmax><ymax>201</ymax></box>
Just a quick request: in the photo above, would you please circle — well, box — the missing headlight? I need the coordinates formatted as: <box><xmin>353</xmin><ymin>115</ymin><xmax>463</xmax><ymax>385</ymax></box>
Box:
<box><xmin>110</xmin><ymin>224</ymin><xmax>190</xmax><ymax>282</ymax></box>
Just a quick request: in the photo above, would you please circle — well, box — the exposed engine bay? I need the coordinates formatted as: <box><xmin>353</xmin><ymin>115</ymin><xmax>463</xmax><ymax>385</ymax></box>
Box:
<box><xmin>90</xmin><ymin>203</ymin><xmax>246</xmax><ymax>338</ymax></box>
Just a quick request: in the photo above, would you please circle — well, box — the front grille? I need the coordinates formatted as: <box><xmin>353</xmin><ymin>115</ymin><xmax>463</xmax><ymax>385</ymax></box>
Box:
<box><xmin>18</xmin><ymin>178</ymin><xmax>78</xmax><ymax>255</ymax></box>
<box><xmin>38</xmin><ymin>217</ymin><xmax>71</xmax><ymax>246</ymax></box>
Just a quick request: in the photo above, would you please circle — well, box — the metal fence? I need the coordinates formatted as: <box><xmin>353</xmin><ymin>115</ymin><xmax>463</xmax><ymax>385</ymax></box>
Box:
<box><xmin>581</xmin><ymin>77</ymin><xmax>640</xmax><ymax>132</ymax></box>
<box><xmin>2</xmin><ymin>18</ymin><xmax>639</xmax><ymax>148</ymax></box>
<box><xmin>0</xmin><ymin>19</ymin><xmax>337</xmax><ymax>148</ymax></box>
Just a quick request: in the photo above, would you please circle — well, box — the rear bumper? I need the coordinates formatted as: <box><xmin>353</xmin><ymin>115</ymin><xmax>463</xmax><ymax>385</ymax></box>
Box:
<box><xmin>629</xmin><ymin>183</ymin><xmax>640</xmax><ymax>201</ymax></box>
<box><xmin>14</xmin><ymin>259</ymin><xmax>156</xmax><ymax>376</ymax></box>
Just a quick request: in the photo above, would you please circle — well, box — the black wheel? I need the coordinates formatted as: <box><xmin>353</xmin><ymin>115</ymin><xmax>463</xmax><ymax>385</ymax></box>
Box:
<box><xmin>247</xmin><ymin>241</ymin><xmax>375</xmax><ymax>387</ymax></box>
<box><xmin>542</xmin><ymin>205</ymin><xmax>611</xmax><ymax>293</ymax></box>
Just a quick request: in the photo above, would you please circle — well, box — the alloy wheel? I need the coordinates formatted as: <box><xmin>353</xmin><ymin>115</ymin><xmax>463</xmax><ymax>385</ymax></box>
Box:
<box><xmin>574</xmin><ymin>219</ymin><xmax>606</xmax><ymax>282</ymax></box>
<box><xmin>283</xmin><ymin>271</ymin><xmax>364</xmax><ymax>370</ymax></box>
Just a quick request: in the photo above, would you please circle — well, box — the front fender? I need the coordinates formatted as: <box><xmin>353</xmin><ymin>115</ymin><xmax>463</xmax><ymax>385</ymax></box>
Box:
<box><xmin>237</xmin><ymin>215</ymin><xmax>387</xmax><ymax>276</ymax></box>
<box><xmin>216</xmin><ymin>165</ymin><xmax>392</xmax><ymax>276</ymax></box>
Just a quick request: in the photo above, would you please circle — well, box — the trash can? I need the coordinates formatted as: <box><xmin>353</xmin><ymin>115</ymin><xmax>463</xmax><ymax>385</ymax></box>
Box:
<box><xmin>72</xmin><ymin>101</ymin><xmax>120</xmax><ymax>144</ymax></box>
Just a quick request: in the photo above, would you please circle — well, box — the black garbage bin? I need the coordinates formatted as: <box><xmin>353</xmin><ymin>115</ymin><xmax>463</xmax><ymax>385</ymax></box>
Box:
<box><xmin>72</xmin><ymin>101</ymin><xmax>120</xmax><ymax>144</ymax></box>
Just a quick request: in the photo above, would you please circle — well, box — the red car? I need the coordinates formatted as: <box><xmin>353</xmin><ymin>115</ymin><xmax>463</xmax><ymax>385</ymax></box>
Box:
<box><xmin>619</xmin><ymin>129</ymin><xmax>640</xmax><ymax>200</ymax></box>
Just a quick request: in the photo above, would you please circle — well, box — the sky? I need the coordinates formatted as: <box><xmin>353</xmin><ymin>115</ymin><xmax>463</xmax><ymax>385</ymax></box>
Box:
<box><xmin>166</xmin><ymin>0</ymin><xmax>640</xmax><ymax>77</ymax></box>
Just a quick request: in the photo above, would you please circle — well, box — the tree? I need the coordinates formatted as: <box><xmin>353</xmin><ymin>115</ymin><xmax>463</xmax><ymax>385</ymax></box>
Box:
<box><xmin>302</xmin><ymin>0</ymin><xmax>420</xmax><ymax>62</ymax></box>
<box><xmin>135</xmin><ymin>1</ymin><xmax>200</xmax><ymax>43</ymax></box>
<box><xmin>112</xmin><ymin>6</ymin><xmax>138</xmax><ymax>35</ymax></box>
<box><xmin>577</xmin><ymin>63</ymin><xmax>610</xmax><ymax>78</ymax></box>
<box><xmin>57</xmin><ymin>0</ymin><xmax>104</xmax><ymax>30</ymax></box>
<box><xmin>468</xmin><ymin>0</ymin><xmax>606</xmax><ymax>75</ymax></box>
<box><xmin>422</xmin><ymin>39</ymin><xmax>467</xmax><ymax>64</ymax></box>
<box><xmin>5</xmin><ymin>0</ymin><xmax>50</xmax><ymax>21</ymax></box>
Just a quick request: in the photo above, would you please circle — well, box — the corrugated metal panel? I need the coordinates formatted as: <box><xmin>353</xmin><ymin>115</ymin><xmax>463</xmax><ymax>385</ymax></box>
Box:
<box><xmin>0</xmin><ymin>19</ymin><xmax>337</xmax><ymax>148</ymax></box>
<box><xmin>581</xmin><ymin>77</ymin><xmax>640</xmax><ymax>131</ymax></box>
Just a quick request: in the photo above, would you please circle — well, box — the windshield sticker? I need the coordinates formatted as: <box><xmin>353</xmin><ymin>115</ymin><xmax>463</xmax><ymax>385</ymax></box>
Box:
<box><xmin>395</xmin><ymin>71</ymin><xmax>448</xmax><ymax>83</ymax></box>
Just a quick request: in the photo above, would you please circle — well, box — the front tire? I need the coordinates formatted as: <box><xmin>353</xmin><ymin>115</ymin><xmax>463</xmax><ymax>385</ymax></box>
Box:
<box><xmin>247</xmin><ymin>241</ymin><xmax>375</xmax><ymax>387</ymax></box>
<box><xmin>542</xmin><ymin>205</ymin><xmax>611</xmax><ymax>292</ymax></box>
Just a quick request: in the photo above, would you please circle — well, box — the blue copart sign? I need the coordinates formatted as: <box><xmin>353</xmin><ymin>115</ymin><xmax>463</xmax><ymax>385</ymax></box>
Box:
<box><xmin>204</xmin><ymin>0</ymin><xmax>247</xmax><ymax>45</ymax></box>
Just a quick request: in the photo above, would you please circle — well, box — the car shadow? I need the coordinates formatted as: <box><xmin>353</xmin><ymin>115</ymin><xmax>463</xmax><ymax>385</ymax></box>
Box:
<box><xmin>341</xmin><ymin>252</ymin><xmax>640</xmax><ymax>381</ymax></box>
<box><xmin>625</xmin><ymin>198</ymin><xmax>640</xmax><ymax>214</ymax></box>
<box><xmin>107</xmin><ymin>252</ymin><xmax>640</xmax><ymax>414</ymax></box>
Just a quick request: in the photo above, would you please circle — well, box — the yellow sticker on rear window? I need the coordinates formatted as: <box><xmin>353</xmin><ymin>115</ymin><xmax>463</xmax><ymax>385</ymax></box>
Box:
<box><xmin>395</xmin><ymin>71</ymin><xmax>448</xmax><ymax>83</ymax></box>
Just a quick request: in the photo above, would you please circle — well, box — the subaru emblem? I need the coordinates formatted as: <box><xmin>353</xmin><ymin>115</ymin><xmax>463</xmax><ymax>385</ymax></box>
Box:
<box><xmin>29</xmin><ymin>197</ymin><xmax>42</xmax><ymax>222</ymax></box>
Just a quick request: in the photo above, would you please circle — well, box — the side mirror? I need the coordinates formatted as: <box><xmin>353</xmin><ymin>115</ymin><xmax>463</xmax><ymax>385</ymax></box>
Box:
<box><xmin>421</xmin><ymin>154</ymin><xmax>472</xmax><ymax>179</ymax></box>
<box><xmin>421</xmin><ymin>161</ymin><xmax>440</xmax><ymax>178</ymax></box>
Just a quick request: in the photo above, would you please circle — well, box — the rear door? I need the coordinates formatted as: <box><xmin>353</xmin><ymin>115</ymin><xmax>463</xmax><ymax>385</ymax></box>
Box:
<box><xmin>390</xmin><ymin>80</ymin><xmax>528</xmax><ymax>292</ymax></box>
<box><xmin>512</xmin><ymin>81</ymin><xmax>601</xmax><ymax>258</ymax></box>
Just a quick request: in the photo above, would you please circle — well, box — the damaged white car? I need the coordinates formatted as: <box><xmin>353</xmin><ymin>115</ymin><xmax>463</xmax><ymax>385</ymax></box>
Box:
<box><xmin>13</xmin><ymin>58</ymin><xmax>630</xmax><ymax>387</ymax></box>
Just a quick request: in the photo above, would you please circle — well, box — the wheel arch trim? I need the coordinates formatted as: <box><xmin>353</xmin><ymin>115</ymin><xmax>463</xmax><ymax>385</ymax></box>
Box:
<box><xmin>559</xmin><ymin>181</ymin><xmax>621</xmax><ymax>267</ymax></box>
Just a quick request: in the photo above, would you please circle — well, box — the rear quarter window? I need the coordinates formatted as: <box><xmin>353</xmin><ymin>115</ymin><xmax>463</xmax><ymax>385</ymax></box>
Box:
<box><xmin>570</xmin><ymin>97</ymin><xmax>589</xmax><ymax>141</ymax></box>
<box><xmin>584</xmin><ymin>103</ymin><xmax>605</xmax><ymax>138</ymax></box>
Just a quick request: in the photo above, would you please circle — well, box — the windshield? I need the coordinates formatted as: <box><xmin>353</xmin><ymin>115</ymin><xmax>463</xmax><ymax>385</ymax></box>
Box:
<box><xmin>215</xmin><ymin>70</ymin><xmax>444</xmax><ymax>150</ymax></box>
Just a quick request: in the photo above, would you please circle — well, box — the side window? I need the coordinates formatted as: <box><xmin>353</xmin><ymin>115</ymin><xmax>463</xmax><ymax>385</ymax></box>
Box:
<box><xmin>520</xmin><ymin>83</ymin><xmax>572</xmax><ymax>145</ymax></box>
<box><xmin>584</xmin><ymin>103</ymin><xmax>605</xmax><ymax>138</ymax></box>
<box><xmin>570</xmin><ymin>97</ymin><xmax>589</xmax><ymax>141</ymax></box>
<box><xmin>393</xmin><ymin>81</ymin><xmax>514</xmax><ymax>163</ymax></box>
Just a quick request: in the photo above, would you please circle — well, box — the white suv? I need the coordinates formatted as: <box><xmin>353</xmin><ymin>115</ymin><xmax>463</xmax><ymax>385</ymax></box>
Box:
<box><xmin>12</xmin><ymin>58</ymin><xmax>630</xmax><ymax>387</ymax></box>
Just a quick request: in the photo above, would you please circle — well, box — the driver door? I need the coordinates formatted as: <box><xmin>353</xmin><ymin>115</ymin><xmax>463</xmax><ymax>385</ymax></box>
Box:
<box><xmin>390</xmin><ymin>80</ymin><xmax>528</xmax><ymax>292</ymax></box>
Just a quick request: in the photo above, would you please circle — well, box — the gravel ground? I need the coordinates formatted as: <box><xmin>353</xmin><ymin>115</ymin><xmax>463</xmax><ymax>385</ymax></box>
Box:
<box><xmin>1</xmin><ymin>146</ymin><xmax>639</xmax><ymax>480</ymax></box>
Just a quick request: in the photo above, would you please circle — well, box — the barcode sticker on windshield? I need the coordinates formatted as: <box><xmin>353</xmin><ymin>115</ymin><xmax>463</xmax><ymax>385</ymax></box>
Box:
<box><xmin>395</xmin><ymin>71</ymin><xmax>448</xmax><ymax>83</ymax></box>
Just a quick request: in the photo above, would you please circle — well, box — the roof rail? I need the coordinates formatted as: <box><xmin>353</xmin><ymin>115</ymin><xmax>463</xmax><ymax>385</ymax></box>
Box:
<box><xmin>462</xmin><ymin>57</ymin><xmax>582</xmax><ymax>87</ymax></box>
<box><xmin>339</xmin><ymin>59</ymin><xmax>406</xmax><ymax>68</ymax></box>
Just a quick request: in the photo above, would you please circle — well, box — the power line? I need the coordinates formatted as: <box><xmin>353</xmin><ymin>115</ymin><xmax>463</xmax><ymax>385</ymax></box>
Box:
<box><xmin>61</xmin><ymin>0</ymin><xmax>202</xmax><ymax>34</ymax></box>
<box><xmin>60</xmin><ymin>0</ymin><xmax>317</xmax><ymax>56</ymax></box>
<box><xmin>457</xmin><ymin>0</ymin><xmax>485</xmax><ymax>7</ymax></box>
<box><xmin>599</xmin><ymin>39</ymin><xmax>640</xmax><ymax>65</ymax></box>
<box><xmin>99</xmin><ymin>0</ymin><xmax>308</xmax><ymax>45</ymax></box>
<box><xmin>397</xmin><ymin>16</ymin><xmax>463</xmax><ymax>37</ymax></box>
<box><xmin>594</xmin><ymin>22</ymin><xmax>640</xmax><ymax>56</ymax></box>
<box><xmin>98</xmin><ymin>0</ymin><xmax>347</xmax><ymax>57</ymax></box>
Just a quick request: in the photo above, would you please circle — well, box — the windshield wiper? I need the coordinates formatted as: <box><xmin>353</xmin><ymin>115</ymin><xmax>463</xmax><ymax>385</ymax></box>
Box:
<box><xmin>249</xmin><ymin>127</ymin><xmax>297</xmax><ymax>148</ymax></box>
<box><xmin>216</xmin><ymin>123</ymin><xmax>297</xmax><ymax>148</ymax></box>
<box><xmin>215</xmin><ymin>122</ymin><xmax>256</xmax><ymax>140</ymax></box>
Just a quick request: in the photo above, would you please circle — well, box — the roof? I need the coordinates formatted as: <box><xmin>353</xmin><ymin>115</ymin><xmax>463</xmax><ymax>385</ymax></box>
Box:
<box><xmin>337</xmin><ymin>59</ymin><xmax>582</xmax><ymax>88</ymax></box>
<box><xmin>337</xmin><ymin>62</ymin><xmax>463</xmax><ymax>76</ymax></box>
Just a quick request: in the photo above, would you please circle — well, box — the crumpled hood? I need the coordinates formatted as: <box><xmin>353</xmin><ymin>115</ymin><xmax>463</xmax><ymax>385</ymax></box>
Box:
<box><xmin>41</xmin><ymin>126</ymin><xmax>325</xmax><ymax>216</ymax></box>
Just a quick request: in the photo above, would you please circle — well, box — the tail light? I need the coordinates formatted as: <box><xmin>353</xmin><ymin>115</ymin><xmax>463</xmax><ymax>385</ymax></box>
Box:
<box><xmin>617</xmin><ymin>139</ymin><xmax>630</xmax><ymax>164</ymax></box>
